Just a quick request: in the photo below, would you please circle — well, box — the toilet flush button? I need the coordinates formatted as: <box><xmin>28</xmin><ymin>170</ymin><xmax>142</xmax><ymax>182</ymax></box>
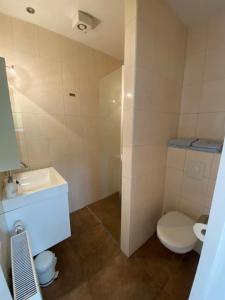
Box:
<box><xmin>185</xmin><ymin>160</ymin><xmax>205</xmax><ymax>180</ymax></box>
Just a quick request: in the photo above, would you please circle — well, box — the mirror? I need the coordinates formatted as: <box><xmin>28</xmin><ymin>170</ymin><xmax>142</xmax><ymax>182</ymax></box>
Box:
<box><xmin>0</xmin><ymin>57</ymin><xmax>20</xmax><ymax>172</ymax></box>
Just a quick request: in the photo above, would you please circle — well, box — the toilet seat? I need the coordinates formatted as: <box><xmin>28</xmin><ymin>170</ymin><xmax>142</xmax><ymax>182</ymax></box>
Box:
<box><xmin>157</xmin><ymin>211</ymin><xmax>197</xmax><ymax>254</ymax></box>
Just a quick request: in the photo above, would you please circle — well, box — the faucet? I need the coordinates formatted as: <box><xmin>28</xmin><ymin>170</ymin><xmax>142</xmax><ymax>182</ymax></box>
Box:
<box><xmin>5</xmin><ymin>162</ymin><xmax>29</xmax><ymax>188</ymax></box>
<box><xmin>20</xmin><ymin>161</ymin><xmax>28</xmax><ymax>169</ymax></box>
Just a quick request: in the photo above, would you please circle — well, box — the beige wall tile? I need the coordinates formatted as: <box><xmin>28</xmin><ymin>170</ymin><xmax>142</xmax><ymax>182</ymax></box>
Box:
<box><xmin>207</xmin><ymin>180</ymin><xmax>216</xmax><ymax>208</ymax></box>
<box><xmin>183</xmin><ymin>51</ymin><xmax>205</xmax><ymax>86</ymax></box>
<box><xmin>132</xmin><ymin>169</ymin><xmax>164</xmax><ymax>207</ymax></box>
<box><xmin>62</xmin><ymin>59</ymin><xmax>80</xmax><ymax>91</ymax></box>
<box><xmin>210</xmin><ymin>153</ymin><xmax>221</xmax><ymax>180</ymax></box>
<box><xmin>125</xmin><ymin>0</ymin><xmax>137</xmax><ymax>25</ymax></box>
<box><xmin>184</xmin><ymin>150</ymin><xmax>214</xmax><ymax>179</ymax></box>
<box><xmin>178</xmin><ymin>114</ymin><xmax>198</xmax><ymax>138</ymax></box>
<box><xmin>148</xmin><ymin>113</ymin><xmax>178</xmax><ymax>146</ymax></box>
<box><xmin>121</xmin><ymin>174</ymin><xmax>132</xmax><ymax>253</ymax></box>
<box><xmin>134</xmin><ymin>67</ymin><xmax>152</xmax><ymax>111</ymax></box>
<box><xmin>22</xmin><ymin>113</ymin><xmax>47</xmax><ymax>140</ymax></box>
<box><xmin>63</xmin><ymin>95</ymin><xmax>80</xmax><ymax>116</ymax></box>
<box><xmin>204</xmin><ymin>46</ymin><xmax>225</xmax><ymax>82</ymax></box>
<box><xmin>186</xmin><ymin>22</ymin><xmax>208</xmax><ymax>55</ymax></box>
<box><xmin>124</xmin><ymin>19</ymin><xmax>137</xmax><ymax>68</ymax></box>
<box><xmin>132</xmin><ymin>145</ymin><xmax>167</xmax><ymax>178</ymax></box>
<box><xmin>37</xmin><ymin>27</ymin><xmax>61</xmax><ymax>59</ymax></box>
<box><xmin>167</xmin><ymin>147</ymin><xmax>186</xmax><ymax>170</ymax></box>
<box><xmin>196</xmin><ymin>112</ymin><xmax>225</xmax><ymax>140</ymax></box>
<box><xmin>133</xmin><ymin>111</ymin><xmax>178</xmax><ymax>146</ymax></box>
<box><xmin>181</xmin><ymin>175</ymin><xmax>209</xmax><ymax>207</ymax></box>
<box><xmin>122</xmin><ymin>109</ymin><xmax>134</xmax><ymax>147</ymax></box>
<box><xmin>47</xmin><ymin>115</ymin><xmax>67</xmax><ymax>139</ymax></box>
<box><xmin>123</xmin><ymin>66</ymin><xmax>135</xmax><ymax>111</ymax></box>
<box><xmin>151</xmin><ymin>73</ymin><xmax>181</xmax><ymax>113</ymax></box>
<box><xmin>180</xmin><ymin>196</ymin><xmax>203</xmax><ymax>219</ymax></box>
<box><xmin>200</xmin><ymin>79</ymin><xmax>225</xmax><ymax>113</ymax></box>
<box><xmin>137</xmin><ymin>24</ymin><xmax>155</xmax><ymax>72</ymax></box>
<box><xmin>0</xmin><ymin>13</ymin><xmax>13</xmax><ymax>57</ymax></box>
<box><xmin>154</xmin><ymin>29</ymin><xmax>172</xmax><ymax>78</ymax></box>
<box><xmin>12</xmin><ymin>18</ymin><xmax>39</xmax><ymax>58</ymax></box>
<box><xmin>122</xmin><ymin>147</ymin><xmax>133</xmax><ymax>179</ymax></box>
<box><xmin>165</xmin><ymin>168</ymin><xmax>183</xmax><ymax>196</ymax></box>
<box><xmin>181</xmin><ymin>84</ymin><xmax>202</xmax><ymax>114</ymax></box>
<box><xmin>133</xmin><ymin>111</ymin><xmax>152</xmax><ymax>146</ymax></box>
<box><xmin>49</xmin><ymin>139</ymin><xmax>69</xmax><ymax>162</ymax></box>
<box><xmin>207</xmin><ymin>11</ymin><xmax>225</xmax><ymax>50</ymax></box>
<box><xmin>59</xmin><ymin>36</ymin><xmax>79</xmax><ymax>59</ymax></box>
<box><xmin>163</xmin><ymin>188</ymin><xmax>179</xmax><ymax>213</ymax></box>
<box><xmin>27</xmin><ymin>138</ymin><xmax>50</xmax><ymax>166</ymax></box>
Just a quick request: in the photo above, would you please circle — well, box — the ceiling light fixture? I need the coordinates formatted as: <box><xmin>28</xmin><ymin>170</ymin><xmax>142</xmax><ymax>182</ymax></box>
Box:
<box><xmin>72</xmin><ymin>10</ymin><xmax>95</xmax><ymax>33</ymax></box>
<box><xmin>26</xmin><ymin>7</ymin><xmax>35</xmax><ymax>14</ymax></box>
<box><xmin>77</xmin><ymin>23</ymin><xmax>88</xmax><ymax>31</ymax></box>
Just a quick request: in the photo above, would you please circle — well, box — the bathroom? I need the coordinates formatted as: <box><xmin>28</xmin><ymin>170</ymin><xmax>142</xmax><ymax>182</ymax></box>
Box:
<box><xmin>1</xmin><ymin>0</ymin><xmax>225</xmax><ymax>299</ymax></box>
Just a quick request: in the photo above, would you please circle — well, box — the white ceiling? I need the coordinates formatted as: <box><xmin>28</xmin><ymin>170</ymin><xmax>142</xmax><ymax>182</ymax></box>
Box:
<box><xmin>0</xmin><ymin>0</ymin><xmax>124</xmax><ymax>60</ymax></box>
<box><xmin>166</xmin><ymin>0</ymin><xmax>225</xmax><ymax>25</ymax></box>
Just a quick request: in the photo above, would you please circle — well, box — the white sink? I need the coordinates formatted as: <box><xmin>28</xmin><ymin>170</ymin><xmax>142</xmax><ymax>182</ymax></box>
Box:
<box><xmin>2</xmin><ymin>167</ymin><xmax>71</xmax><ymax>256</ymax></box>
<box><xmin>3</xmin><ymin>167</ymin><xmax>68</xmax><ymax>213</ymax></box>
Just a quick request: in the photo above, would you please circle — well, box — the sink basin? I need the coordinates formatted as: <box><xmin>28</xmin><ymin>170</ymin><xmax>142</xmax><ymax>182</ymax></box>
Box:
<box><xmin>2</xmin><ymin>167</ymin><xmax>68</xmax><ymax>213</ymax></box>
<box><xmin>16</xmin><ymin>167</ymin><xmax>66</xmax><ymax>194</ymax></box>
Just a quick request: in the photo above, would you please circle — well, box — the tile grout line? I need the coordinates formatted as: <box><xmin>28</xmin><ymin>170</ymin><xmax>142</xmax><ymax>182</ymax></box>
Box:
<box><xmin>87</xmin><ymin>206</ymin><xmax>120</xmax><ymax>246</ymax></box>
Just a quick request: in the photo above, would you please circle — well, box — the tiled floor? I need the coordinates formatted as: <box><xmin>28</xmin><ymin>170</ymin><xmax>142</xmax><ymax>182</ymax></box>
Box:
<box><xmin>88</xmin><ymin>192</ymin><xmax>121</xmax><ymax>242</ymax></box>
<box><xmin>42</xmin><ymin>207</ymin><xmax>199</xmax><ymax>300</ymax></box>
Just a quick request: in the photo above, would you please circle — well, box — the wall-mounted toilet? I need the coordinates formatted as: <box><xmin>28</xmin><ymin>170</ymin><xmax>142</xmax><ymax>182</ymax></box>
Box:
<box><xmin>157</xmin><ymin>211</ymin><xmax>197</xmax><ymax>254</ymax></box>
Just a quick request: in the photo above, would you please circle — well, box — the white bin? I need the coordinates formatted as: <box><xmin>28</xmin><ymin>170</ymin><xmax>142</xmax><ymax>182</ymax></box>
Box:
<box><xmin>35</xmin><ymin>251</ymin><xmax>57</xmax><ymax>287</ymax></box>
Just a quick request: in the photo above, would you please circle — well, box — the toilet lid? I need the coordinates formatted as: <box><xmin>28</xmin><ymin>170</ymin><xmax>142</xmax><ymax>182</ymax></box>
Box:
<box><xmin>157</xmin><ymin>211</ymin><xmax>197</xmax><ymax>254</ymax></box>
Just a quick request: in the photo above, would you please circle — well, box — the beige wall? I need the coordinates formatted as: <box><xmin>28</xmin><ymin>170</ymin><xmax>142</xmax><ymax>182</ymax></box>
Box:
<box><xmin>99</xmin><ymin>68</ymin><xmax>122</xmax><ymax>197</ymax></box>
<box><xmin>163</xmin><ymin>147</ymin><xmax>221</xmax><ymax>219</ymax></box>
<box><xmin>0</xmin><ymin>13</ymin><xmax>121</xmax><ymax>212</ymax></box>
<box><xmin>121</xmin><ymin>0</ymin><xmax>187</xmax><ymax>256</ymax></box>
<box><xmin>179</xmin><ymin>10</ymin><xmax>225</xmax><ymax>140</ymax></box>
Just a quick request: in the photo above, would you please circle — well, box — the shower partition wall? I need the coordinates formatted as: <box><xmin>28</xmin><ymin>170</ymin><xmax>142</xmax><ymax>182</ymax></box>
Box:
<box><xmin>98</xmin><ymin>68</ymin><xmax>122</xmax><ymax>199</ymax></box>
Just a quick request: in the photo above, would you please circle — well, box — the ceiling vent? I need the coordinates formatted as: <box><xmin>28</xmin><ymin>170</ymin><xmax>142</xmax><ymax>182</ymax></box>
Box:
<box><xmin>72</xmin><ymin>10</ymin><xmax>96</xmax><ymax>33</ymax></box>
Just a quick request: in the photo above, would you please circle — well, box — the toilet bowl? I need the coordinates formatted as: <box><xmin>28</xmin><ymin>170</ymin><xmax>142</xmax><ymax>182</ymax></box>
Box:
<box><xmin>157</xmin><ymin>211</ymin><xmax>197</xmax><ymax>254</ymax></box>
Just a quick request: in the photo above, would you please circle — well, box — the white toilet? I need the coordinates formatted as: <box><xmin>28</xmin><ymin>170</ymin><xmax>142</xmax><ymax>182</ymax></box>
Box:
<box><xmin>157</xmin><ymin>211</ymin><xmax>197</xmax><ymax>254</ymax></box>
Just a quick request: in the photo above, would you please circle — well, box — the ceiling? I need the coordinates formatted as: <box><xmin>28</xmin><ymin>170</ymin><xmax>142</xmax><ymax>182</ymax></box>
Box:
<box><xmin>166</xmin><ymin>0</ymin><xmax>225</xmax><ymax>25</ymax></box>
<box><xmin>0</xmin><ymin>0</ymin><xmax>124</xmax><ymax>60</ymax></box>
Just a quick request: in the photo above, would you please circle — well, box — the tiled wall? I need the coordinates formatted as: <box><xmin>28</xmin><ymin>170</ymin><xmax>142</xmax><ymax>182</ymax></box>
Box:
<box><xmin>163</xmin><ymin>147</ymin><xmax>221</xmax><ymax>219</ymax></box>
<box><xmin>99</xmin><ymin>68</ymin><xmax>122</xmax><ymax>197</ymax></box>
<box><xmin>179</xmin><ymin>10</ymin><xmax>225</xmax><ymax>140</ymax></box>
<box><xmin>121</xmin><ymin>0</ymin><xmax>187</xmax><ymax>256</ymax></box>
<box><xmin>120</xmin><ymin>0</ymin><xmax>137</xmax><ymax>255</ymax></box>
<box><xmin>0</xmin><ymin>13</ymin><xmax>121</xmax><ymax>212</ymax></box>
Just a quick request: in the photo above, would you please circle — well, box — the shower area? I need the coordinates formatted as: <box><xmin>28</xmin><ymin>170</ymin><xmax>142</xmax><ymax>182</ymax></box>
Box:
<box><xmin>88</xmin><ymin>67</ymin><xmax>123</xmax><ymax>243</ymax></box>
